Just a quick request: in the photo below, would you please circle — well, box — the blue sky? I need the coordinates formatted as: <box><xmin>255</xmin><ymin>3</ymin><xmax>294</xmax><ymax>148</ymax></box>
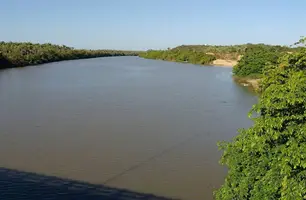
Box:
<box><xmin>1</xmin><ymin>0</ymin><xmax>305</xmax><ymax>50</ymax></box>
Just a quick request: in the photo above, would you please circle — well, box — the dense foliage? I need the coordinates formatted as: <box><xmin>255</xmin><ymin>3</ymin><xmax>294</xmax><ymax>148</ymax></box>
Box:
<box><xmin>232</xmin><ymin>45</ymin><xmax>287</xmax><ymax>78</ymax></box>
<box><xmin>0</xmin><ymin>42</ymin><xmax>139</xmax><ymax>69</ymax></box>
<box><xmin>172</xmin><ymin>44</ymin><xmax>246</xmax><ymax>60</ymax></box>
<box><xmin>172</xmin><ymin>44</ymin><xmax>294</xmax><ymax>60</ymax></box>
<box><xmin>140</xmin><ymin>44</ymin><xmax>296</xmax><ymax>67</ymax></box>
<box><xmin>139</xmin><ymin>49</ymin><xmax>216</xmax><ymax>65</ymax></box>
<box><xmin>215</xmin><ymin>41</ymin><xmax>306</xmax><ymax>199</ymax></box>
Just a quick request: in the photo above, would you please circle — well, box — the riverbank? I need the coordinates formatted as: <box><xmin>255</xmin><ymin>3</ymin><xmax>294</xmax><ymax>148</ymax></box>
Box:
<box><xmin>0</xmin><ymin>42</ymin><xmax>140</xmax><ymax>69</ymax></box>
<box><xmin>211</xmin><ymin>59</ymin><xmax>237</xmax><ymax>67</ymax></box>
<box><xmin>211</xmin><ymin>62</ymin><xmax>261</xmax><ymax>91</ymax></box>
<box><xmin>140</xmin><ymin>56</ymin><xmax>237</xmax><ymax>68</ymax></box>
<box><xmin>233</xmin><ymin>76</ymin><xmax>261</xmax><ymax>91</ymax></box>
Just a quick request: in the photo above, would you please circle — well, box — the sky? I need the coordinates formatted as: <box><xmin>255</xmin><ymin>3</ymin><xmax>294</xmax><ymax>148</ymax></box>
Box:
<box><xmin>1</xmin><ymin>0</ymin><xmax>306</xmax><ymax>50</ymax></box>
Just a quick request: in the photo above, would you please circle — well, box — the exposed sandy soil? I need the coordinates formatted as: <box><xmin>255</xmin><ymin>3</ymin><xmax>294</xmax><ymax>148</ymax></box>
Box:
<box><xmin>212</xmin><ymin>59</ymin><xmax>238</xmax><ymax>67</ymax></box>
<box><xmin>246</xmin><ymin>79</ymin><xmax>261</xmax><ymax>90</ymax></box>
<box><xmin>233</xmin><ymin>76</ymin><xmax>261</xmax><ymax>91</ymax></box>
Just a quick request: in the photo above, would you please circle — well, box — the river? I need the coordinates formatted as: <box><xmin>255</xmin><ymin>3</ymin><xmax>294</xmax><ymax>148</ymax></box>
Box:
<box><xmin>0</xmin><ymin>56</ymin><xmax>257</xmax><ymax>200</ymax></box>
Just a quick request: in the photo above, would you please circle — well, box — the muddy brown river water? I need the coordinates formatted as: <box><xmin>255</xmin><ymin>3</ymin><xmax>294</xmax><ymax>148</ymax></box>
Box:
<box><xmin>0</xmin><ymin>56</ymin><xmax>257</xmax><ymax>200</ymax></box>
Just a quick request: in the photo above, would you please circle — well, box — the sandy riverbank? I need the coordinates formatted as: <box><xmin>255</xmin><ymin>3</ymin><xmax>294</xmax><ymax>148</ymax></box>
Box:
<box><xmin>212</xmin><ymin>59</ymin><xmax>237</xmax><ymax>67</ymax></box>
<box><xmin>233</xmin><ymin>76</ymin><xmax>261</xmax><ymax>91</ymax></box>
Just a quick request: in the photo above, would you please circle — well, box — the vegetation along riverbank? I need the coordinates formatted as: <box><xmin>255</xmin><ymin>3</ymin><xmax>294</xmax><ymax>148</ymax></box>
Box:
<box><xmin>139</xmin><ymin>44</ymin><xmax>296</xmax><ymax>67</ymax></box>
<box><xmin>0</xmin><ymin>42</ymin><xmax>140</xmax><ymax>69</ymax></box>
<box><xmin>215</xmin><ymin>38</ymin><xmax>306</xmax><ymax>200</ymax></box>
<box><xmin>232</xmin><ymin>42</ymin><xmax>303</xmax><ymax>91</ymax></box>
<box><xmin>139</xmin><ymin>43</ymin><xmax>301</xmax><ymax>91</ymax></box>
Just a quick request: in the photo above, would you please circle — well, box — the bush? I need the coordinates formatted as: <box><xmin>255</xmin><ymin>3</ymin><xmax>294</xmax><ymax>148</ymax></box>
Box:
<box><xmin>233</xmin><ymin>45</ymin><xmax>283</xmax><ymax>78</ymax></box>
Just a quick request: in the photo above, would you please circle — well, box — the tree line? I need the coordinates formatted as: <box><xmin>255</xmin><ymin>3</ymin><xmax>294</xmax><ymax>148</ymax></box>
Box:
<box><xmin>139</xmin><ymin>44</ymin><xmax>297</xmax><ymax>66</ymax></box>
<box><xmin>139</xmin><ymin>49</ymin><xmax>216</xmax><ymax>65</ymax></box>
<box><xmin>0</xmin><ymin>42</ymin><xmax>140</xmax><ymax>69</ymax></box>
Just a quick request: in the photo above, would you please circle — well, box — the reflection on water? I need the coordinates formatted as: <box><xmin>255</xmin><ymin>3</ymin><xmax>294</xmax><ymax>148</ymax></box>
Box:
<box><xmin>0</xmin><ymin>57</ymin><xmax>257</xmax><ymax>200</ymax></box>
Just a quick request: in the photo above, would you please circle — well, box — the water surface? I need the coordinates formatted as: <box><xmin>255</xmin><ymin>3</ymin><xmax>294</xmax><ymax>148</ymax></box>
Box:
<box><xmin>0</xmin><ymin>56</ymin><xmax>257</xmax><ymax>200</ymax></box>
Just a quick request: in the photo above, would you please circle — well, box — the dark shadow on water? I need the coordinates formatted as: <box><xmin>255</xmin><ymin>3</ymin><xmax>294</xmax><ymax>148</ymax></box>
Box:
<box><xmin>0</xmin><ymin>167</ymin><xmax>178</xmax><ymax>200</ymax></box>
<box><xmin>0</xmin><ymin>54</ymin><xmax>13</xmax><ymax>69</ymax></box>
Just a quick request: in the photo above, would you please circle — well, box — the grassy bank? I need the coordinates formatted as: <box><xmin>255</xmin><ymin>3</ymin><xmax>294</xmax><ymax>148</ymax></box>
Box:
<box><xmin>0</xmin><ymin>42</ymin><xmax>140</xmax><ymax>69</ymax></box>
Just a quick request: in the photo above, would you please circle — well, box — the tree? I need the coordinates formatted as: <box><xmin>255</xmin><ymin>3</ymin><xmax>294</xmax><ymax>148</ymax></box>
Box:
<box><xmin>215</xmin><ymin>40</ymin><xmax>306</xmax><ymax>199</ymax></box>
<box><xmin>232</xmin><ymin>45</ymin><xmax>283</xmax><ymax>78</ymax></box>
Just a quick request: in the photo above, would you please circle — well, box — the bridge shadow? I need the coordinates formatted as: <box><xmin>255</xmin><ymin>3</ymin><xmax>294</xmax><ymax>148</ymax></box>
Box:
<box><xmin>0</xmin><ymin>167</ymin><xmax>178</xmax><ymax>200</ymax></box>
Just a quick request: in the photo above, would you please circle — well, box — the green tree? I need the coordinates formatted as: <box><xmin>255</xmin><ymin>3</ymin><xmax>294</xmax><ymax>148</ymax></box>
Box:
<box><xmin>233</xmin><ymin>45</ymin><xmax>283</xmax><ymax>78</ymax></box>
<box><xmin>215</xmin><ymin>40</ymin><xmax>306</xmax><ymax>199</ymax></box>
